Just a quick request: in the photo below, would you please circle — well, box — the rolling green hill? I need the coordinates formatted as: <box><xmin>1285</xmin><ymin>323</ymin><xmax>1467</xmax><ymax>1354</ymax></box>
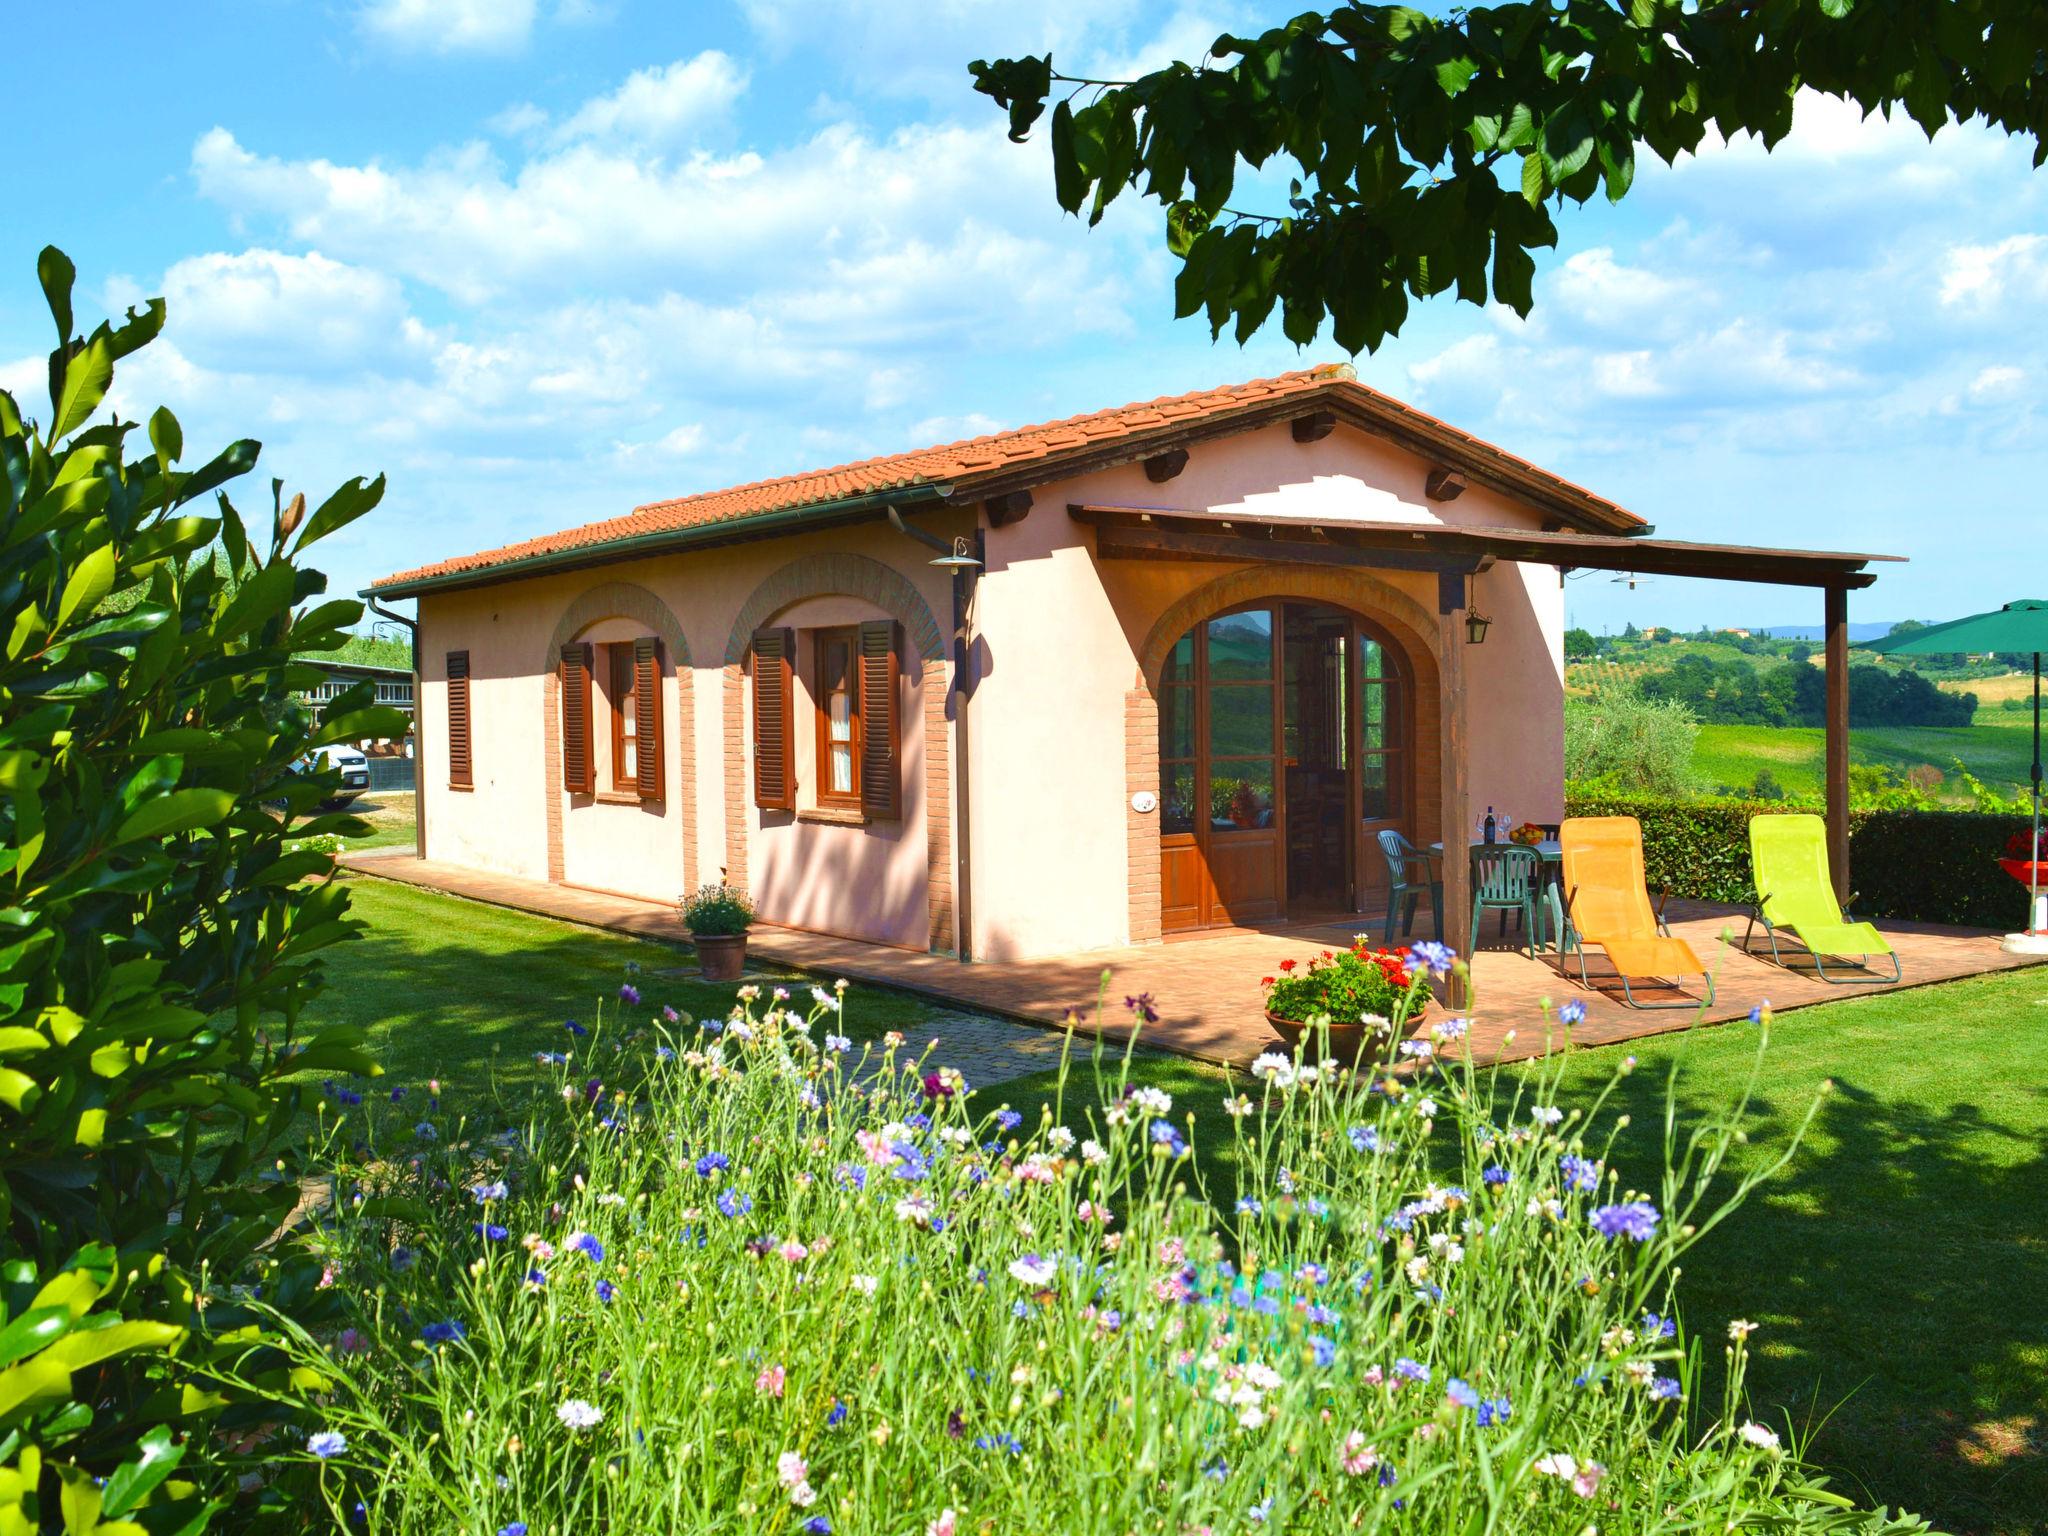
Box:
<box><xmin>1693</xmin><ymin>713</ymin><xmax>2037</xmax><ymax>801</ymax></box>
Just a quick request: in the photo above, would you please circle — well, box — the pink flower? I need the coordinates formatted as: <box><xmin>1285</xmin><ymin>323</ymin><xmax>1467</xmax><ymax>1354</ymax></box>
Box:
<box><xmin>756</xmin><ymin>1364</ymin><xmax>786</xmax><ymax>1397</ymax></box>
<box><xmin>1339</xmin><ymin>1430</ymin><xmax>1378</xmax><ymax>1476</ymax></box>
<box><xmin>777</xmin><ymin>1238</ymin><xmax>810</xmax><ymax>1263</ymax></box>
<box><xmin>1573</xmin><ymin>1462</ymin><xmax>1607</xmax><ymax>1499</ymax></box>
<box><xmin>927</xmin><ymin>1512</ymin><xmax>958</xmax><ymax>1536</ymax></box>
<box><xmin>334</xmin><ymin>1328</ymin><xmax>367</xmax><ymax>1355</ymax></box>
<box><xmin>776</xmin><ymin>1451</ymin><xmax>808</xmax><ymax>1488</ymax></box>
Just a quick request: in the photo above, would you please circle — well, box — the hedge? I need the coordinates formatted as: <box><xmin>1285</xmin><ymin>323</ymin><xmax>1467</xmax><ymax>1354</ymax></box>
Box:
<box><xmin>1562</xmin><ymin>792</ymin><xmax>2036</xmax><ymax>929</ymax></box>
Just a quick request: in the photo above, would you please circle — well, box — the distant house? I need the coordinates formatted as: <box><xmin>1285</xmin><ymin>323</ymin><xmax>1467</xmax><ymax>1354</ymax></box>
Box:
<box><xmin>366</xmin><ymin>364</ymin><xmax>1891</xmax><ymax>962</ymax></box>
<box><xmin>296</xmin><ymin>659</ymin><xmax>414</xmax><ymax>742</ymax></box>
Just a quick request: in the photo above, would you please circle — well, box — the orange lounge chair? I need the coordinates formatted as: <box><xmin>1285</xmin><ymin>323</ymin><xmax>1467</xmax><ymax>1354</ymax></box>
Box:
<box><xmin>1557</xmin><ymin>816</ymin><xmax>1714</xmax><ymax>1009</ymax></box>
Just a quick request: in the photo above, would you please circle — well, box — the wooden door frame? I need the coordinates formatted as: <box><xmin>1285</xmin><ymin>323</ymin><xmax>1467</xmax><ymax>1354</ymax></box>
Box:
<box><xmin>1159</xmin><ymin>598</ymin><xmax>1418</xmax><ymax>933</ymax></box>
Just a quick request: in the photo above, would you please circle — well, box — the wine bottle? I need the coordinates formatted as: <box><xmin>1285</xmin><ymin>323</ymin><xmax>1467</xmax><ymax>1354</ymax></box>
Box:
<box><xmin>1484</xmin><ymin>805</ymin><xmax>1497</xmax><ymax>844</ymax></box>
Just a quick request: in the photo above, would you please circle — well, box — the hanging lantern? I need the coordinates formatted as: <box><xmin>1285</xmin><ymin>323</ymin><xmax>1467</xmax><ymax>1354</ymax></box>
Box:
<box><xmin>1465</xmin><ymin>609</ymin><xmax>1493</xmax><ymax>645</ymax></box>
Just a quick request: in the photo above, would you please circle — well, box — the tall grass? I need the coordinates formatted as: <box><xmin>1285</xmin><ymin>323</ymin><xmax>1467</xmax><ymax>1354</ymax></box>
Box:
<box><xmin>255</xmin><ymin>969</ymin><xmax>1937</xmax><ymax>1534</ymax></box>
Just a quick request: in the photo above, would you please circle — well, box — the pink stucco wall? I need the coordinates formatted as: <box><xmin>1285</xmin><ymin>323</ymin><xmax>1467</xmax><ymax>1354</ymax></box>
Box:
<box><xmin>415</xmin><ymin>415</ymin><xmax>1564</xmax><ymax>962</ymax></box>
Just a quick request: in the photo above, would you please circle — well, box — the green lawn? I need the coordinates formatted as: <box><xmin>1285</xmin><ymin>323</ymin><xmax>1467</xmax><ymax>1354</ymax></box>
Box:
<box><xmin>341</xmin><ymin>791</ymin><xmax>418</xmax><ymax>850</ymax></box>
<box><xmin>984</xmin><ymin>968</ymin><xmax>2048</xmax><ymax>1536</ymax></box>
<box><xmin>1694</xmin><ymin>716</ymin><xmax>2039</xmax><ymax>801</ymax></box>
<box><xmin>321</xmin><ymin>876</ymin><xmax>942</xmax><ymax>1105</ymax></box>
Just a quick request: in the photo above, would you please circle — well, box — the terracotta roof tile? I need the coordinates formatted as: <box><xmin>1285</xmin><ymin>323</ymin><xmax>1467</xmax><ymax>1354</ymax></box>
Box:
<box><xmin>374</xmin><ymin>363</ymin><xmax>1641</xmax><ymax>592</ymax></box>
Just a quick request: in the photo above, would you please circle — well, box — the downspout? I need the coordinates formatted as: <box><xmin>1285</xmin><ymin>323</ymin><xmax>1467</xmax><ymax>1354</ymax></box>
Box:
<box><xmin>888</xmin><ymin>507</ymin><xmax>979</xmax><ymax>963</ymax></box>
<box><xmin>365</xmin><ymin>594</ymin><xmax>424</xmax><ymax>862</ymax></box>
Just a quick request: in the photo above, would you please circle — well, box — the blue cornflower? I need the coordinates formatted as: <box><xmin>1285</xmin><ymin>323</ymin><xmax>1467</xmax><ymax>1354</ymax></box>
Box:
<box><xmin>498</xmin><ymin>1524</ymin><xmax>529</xmax><ymax>1536</ymax></box>
<box><xmin>717</xmin><ymin>1188</ymin><xmax>753</xmax><ymax>1219</ymax></box>
<box><xmin>1558</xmin><ymin>999</ymin><xmax>1587</xmax><ymax>1026</ymax></box>
<box><xmin>1393</xmin><ymin>1357</ymin><xmax>1429</xmax><ymax>1383</ymax></box>
<box><xmin>471</xmin><ymin>1181</ymin><xmax>509</xmax><ymax>1203</ymax></box>
<box><xmin>835</xmin><ymin>1163</ymin><xmax>867</xmax><ymax>1191</ymax></box>
<box><xmin>565</xmin><ymin>1018</ymin><xmax>588</xmax><ymax>1036</ymax></box>
<box><xmin>1590</xmin><ymin>1201</ymin><xmax>1661</xmax><ymax>1241</ymax></box>
<box><xmin>1649</xmin><ymin>1376</ymin><xmax>1683</xmax><ymax>1402</ymax></box>
<box><xmin>1309</xmin><ymin>1335</ymin><xmax>1337</xmax><ymax>1369</ymax></box>
<box><xmin>420</xmin><ymin>1320</ymin><xmax>466</xmax><ymax>1345</ymax></box>
<box><xmin>802</xmin><ymin>1520</ymin><xmax>832</xmax><ymax>1536</ymax></box>
<box><xmin>655</xmin><ymin>1045</ymin><xmax>675</xmax><ymax>1061</ymax></box>
<box><xmin>1445</xmin><ymin>1378</ymin><xmax>1479</xmax><ymax>1408</ymax></box>
<box><xmin>1405</xmin><ymin>939</ymin><xmax>1455</xmax><ymax>978</ymax></box>
<box><xmin>1642</xmin><ymin>1311</ymin><xmax>1678</xmax><ymax>1339</ymax></box>
<box><xmin>695</xmin><ymin>1151</ymin><xmax>730</xmax><ymax>1178</ymax></box>
<box><xmin>1559</xmin><ymin>1154</ymin><xmax>1601</xmax><ymax>1193</ymax></box>
<box><xmin>974</xmin><ymin>1433</ymin><xmax>1025</xmax><ymax>1456</ymax></box>
<box><xmin>1235</xmin><ymin>1197</ymin><xmax>1262</xmax><ymax>1216</ymax></box>
<box><xmin>474</xmin><ymin>1222</ymin><xmax>509</xmax><ymax>1242</ymax></box>
<box><xmin>889</xmin><ymin>1141</ymin><xmax>932</xmax><ymax>1180</ymax></box>
<box><xmin>526</xmin><ymin>1269</ymin><xmax>547</xmax><ymax>1287</ymax></box>
<box><xmin>1348</xmin><ymin>1125</ymin><xmax>1382</xmax><ymax>1154</ymax></box>
<box><xmin>389</xmin><ymin>1085</ymin><xmax>406</xmax><ymax>1102</ymax></box>
<box><xmin>569</xmin><ymin>1233</ymin><xmax>605</xmax><ymax>1262</ymax></box>
<box><xmin>619</xmin><ymin>983</ymin><xmax>641</xmax><ymax>1005</ymax></box>
<box><xmin>412</xmin><ymin>1121</ymin><xmax>437</xmax><ymax>1141</ymax></box>
<box><xmin>1150</xmin><ymin>1120</ymin><xmax>1186</xmax><ymax>1157</ymax></box>
<box><xmin>904</xmin><ymin>1112</ymin><xmax>932</xmax><ymax>1132</ymax></box>
<box><xmin>1482</xmin><ymin>1164</ymin><xmax>1511</xmax><ymax>1186</ymax></box>
<box><xmin>1476</xmin><ymin>1396</ymin><xmax>1512</xmax><ymax>1426</ymax></box>
<box><xmin>595</xmin><ymin>1280</ymin><xmax>617</xmax><ymax>1305</ymax></box>
<box><xmin>825</xmin><ymin>1398</ymin><xmax>848</xmax><ymax>1428</ymax></box>
<box><xmin>390</xmin><ymin>1246</ymin><xmax>416</xmax><ymax>1273</ymax></box>
<box><xmin>1202</xmin><ymin>1458</ymin><xmax>1228</xmax><ymax>1481</ymax></box>
<box><xmin>994</xmin><ymin>1109</ymin><xmax>1022</xmax><ymax>1131</ymax></box>
<box><xmin>307</xmin><ymin>1430</ymin><xmax>347</xmax><ymax>1459</ymax></box>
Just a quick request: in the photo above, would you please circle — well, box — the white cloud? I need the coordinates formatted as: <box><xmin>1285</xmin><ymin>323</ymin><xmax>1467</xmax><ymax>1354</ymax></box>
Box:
<box><xmin>548</xmin><ymin>53</ymin><xmax>749</xmax><ymax>147</ymax></box>
<box><xmin>158</xmin><ymin>250</ymin><xmax>423</xmax><ymax>373</ymax></box>
<box><xmin>1967</xmin><ymin>364</ymin><xmax>2025</xmax><ymax>399</ymax></box>
<box><xmin>356</xmin><ymin>0</ymin><xmax>538</xmax><ymax>55</ymax></box>
<box><xmin>1939</xmin><ymin>234</ymin><xmax>2048</xmax><ymax>310</ymax></box>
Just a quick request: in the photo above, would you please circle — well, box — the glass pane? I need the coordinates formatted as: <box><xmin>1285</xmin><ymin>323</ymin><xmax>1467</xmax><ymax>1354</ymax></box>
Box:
<box><xmin>830</xmin><ymin>742</ymin><xmax>853</xmax><ymax>794</ymax></box>
<box><xmin>1359</xmin><ymin>636</ymin><xmax>1386</xmax><ymax>681</ymax></box>
<box><xmin>1208</xmin><ymin>760</ymin><xmax>1274</xmax><ymax>832</ymax></box>
<box><xmin>828</xmin><ymin>689</ymin><xmax>852</xmax><ymax>743</ymax></box>
<box><xmin>1206</xmin><ymin>609</ymin><xmax>1273</xmax><ymax>681</ymax></box>
<box><xmin>1159</xmin><ymin>684</ymin><xmax>1194</xmax><ymax>761</ymax></box>
<box><xmin>1163</xmin><ymin>631</ymin><xmax>1195</xmax><ymax>685</ymax></box>
<box><xmin>1360</xmin><ymin>754</ymin><xmax>1393</xmax><ymax>821</ymax></box>
<box><xmin>1163</xmin><ymin>763</ymin><xmax>1196</xmax><ymax>835</ymax></box>
<box><xmin>1209</xmin><ymin>685</ymin><xmax>1274</xmax><ymax>757</ymax></box>
<box><xmin>1362</xmin><ymin>682</ymin><xmax>1386</xmax><ymax>750</ymax></box>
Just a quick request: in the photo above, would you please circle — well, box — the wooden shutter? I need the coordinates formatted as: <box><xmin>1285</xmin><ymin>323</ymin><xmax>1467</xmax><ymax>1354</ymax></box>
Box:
<box><xmin>446</xmin><ymin>651</ymin><xmax>473</xmax><ymax>788</ymax></box>
<box><xmin>751</xmin><ymin>627</ymin><xmax>795</xmax><ymax>811</ymax></box>
<box><xmin>560</xmin><ymin>642</ymin><xmax>593</xmax><ymax>795</ymax></box>
<box><xmin>633</xmin><ymin>636</ymin><xmax>664</xmax><ymax>802</ymax></box>
<box><xmin>859</xmin><ymin>619</ymin><xmax>901</xmax><ymax>821</ymax></box>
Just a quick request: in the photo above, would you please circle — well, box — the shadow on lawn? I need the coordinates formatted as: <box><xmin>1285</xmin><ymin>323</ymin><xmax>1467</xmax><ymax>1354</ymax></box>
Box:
<box><xmin>1592</xmin><ymin>1061</ymin><xmax>2048</xmax><ymax>1536</ymax></box>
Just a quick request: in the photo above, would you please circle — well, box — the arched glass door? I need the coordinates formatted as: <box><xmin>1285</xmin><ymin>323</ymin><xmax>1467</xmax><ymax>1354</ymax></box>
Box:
<box><xmin>1159</xmin><ymin>601</ymin><xmax>1408</xmax><ymax>933</ymax></box>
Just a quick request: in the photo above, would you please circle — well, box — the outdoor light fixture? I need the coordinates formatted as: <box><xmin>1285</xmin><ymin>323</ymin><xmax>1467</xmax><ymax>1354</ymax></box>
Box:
<box><xmin>1465</xmin><ymin>609</ymin><xmax>1493</xmax><ymax>645</ymax></box>
<box><xmin>929</xmin><ymin>536</ymin><xmax>983</xmax><ymax>571</ymax></box>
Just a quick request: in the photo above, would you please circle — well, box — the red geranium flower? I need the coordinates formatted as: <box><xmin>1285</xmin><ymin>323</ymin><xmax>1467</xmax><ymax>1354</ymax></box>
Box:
<box><xmin>1277</xmin><ymin>958</ymin><xmax>1297</xmax><ymax>973</ymax></box>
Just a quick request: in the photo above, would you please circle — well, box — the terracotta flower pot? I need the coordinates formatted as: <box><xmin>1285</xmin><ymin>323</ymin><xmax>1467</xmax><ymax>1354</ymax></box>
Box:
<box><xmin>692</xmin><ymin>931</ymin><xmax>749</xmax><ymax>983</ymax></box>
<box><xmin>1263</xmin><ymin>1005</ymin><xmax>1417</xmax><ymax>1068</ymax></box>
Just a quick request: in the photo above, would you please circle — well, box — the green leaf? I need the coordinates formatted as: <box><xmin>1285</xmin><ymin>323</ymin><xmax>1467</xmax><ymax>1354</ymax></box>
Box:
<box><xmin>1050</xmin><ymin>99</ymin><xmax>1087</xmax><ymax>214</ymax></box>
<box><xmin>41</xmin><ymin>1319</ymin><xmax>184</xmax><ymax>1373</ymax></box>
<box><xmin>0</xmin><ymin>1355</ymin><xmax>70</xmax><ymax>1425</ymax></box>
<box><xmin>56</xmin><ymin>544</ymin><xmax>115</xmax><ymax>629</ymax></box>
<box><xmin>51</xmin><ymin>335</ymin><xmax>113</xmax><ymax>441</ymax></box>
<box><xmin>0</xmin><ymin>1306</ymin><xmax>71</xmax><ymax>1369</ymax></box>
<box><xmin>148</xmin><ymin>407</ymin><xmax>183</xmax><ymax>467</ymax></box>
<box><xmin>100</xmin><ymin>1424</ymin><xmax>186</xmax><ymax>1519</ymax></box>
<box><xmin>38</xmin><ymin>248</ymin><xmax>76</xmax><ymax>343</ymax></box>
<box><xmin>291</xmin><ymin>475</ymin><xmax>385</xmax><ymax>555</ymax></box>
<box><xmin>113</xmin><ymin>788</ymin><xmax>235</xmax><ymax>847</ymax></box>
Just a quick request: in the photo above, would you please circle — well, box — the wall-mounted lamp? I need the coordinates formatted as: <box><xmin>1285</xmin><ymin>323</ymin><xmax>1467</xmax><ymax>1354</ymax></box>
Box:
<box><xmin>929</xmin><ymin>536</ymin><xmax>983</xmax><ymax>571</ymax></box>
<box><xmin>1465</xmin><ymin>610</ymin><xmax>1493</xmax><ymax>645</ymax></box>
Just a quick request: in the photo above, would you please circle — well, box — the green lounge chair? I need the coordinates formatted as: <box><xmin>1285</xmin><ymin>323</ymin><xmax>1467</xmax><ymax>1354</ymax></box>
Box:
<box><xmin>1745</xmin><ymin>814</ymin><xmax>1900</xmax><ymax>984</ymax></box>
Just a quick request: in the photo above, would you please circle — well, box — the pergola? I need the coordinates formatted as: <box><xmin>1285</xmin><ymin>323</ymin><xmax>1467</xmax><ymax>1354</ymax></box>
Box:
<box><xmin>1069</xmin><ymin>503</ymin><xmax>1902</xmax><ymax>970</ymax></box>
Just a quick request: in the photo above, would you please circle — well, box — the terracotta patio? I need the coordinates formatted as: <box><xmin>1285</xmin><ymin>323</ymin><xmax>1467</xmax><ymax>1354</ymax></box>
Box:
<box><xmin>341</xmin><ymin>851</ymin><xmax>2047</xmax><ymax>1069</ymax></box>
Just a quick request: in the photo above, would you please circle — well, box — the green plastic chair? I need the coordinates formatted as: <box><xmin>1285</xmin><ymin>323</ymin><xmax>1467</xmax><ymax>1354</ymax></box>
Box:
<box><xmin>1375</xmin><ymin>829</ymin><xmax>1443</xmax><ymax>944</ymax></box>
<box><xmin>1470</xmin><ymin>843</ymin><xmax>1544</xmax><ymax>956</ymax></box>
<box><xmin>1745</xmin><ymin>814</ymin><xmax>1900</xmax><ymax>983</ymax></box>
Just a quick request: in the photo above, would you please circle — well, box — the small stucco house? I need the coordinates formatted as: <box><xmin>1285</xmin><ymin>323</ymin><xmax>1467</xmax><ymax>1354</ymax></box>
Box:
<box><xmin>367</xmin><ymin>363</ymin><xmax>1886</xmax><ymax>963</ymax></box>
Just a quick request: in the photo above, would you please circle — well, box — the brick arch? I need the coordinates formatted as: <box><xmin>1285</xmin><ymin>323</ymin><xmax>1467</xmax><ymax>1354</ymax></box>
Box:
<box><xmin>540</xmin><ymin>580</ymin><xmax>696</xmax><ymax>891</ymax></box>
<box><xmin>719</xmin><ymin>553</ymin><xmax>955</xmax><ymax>953</ymax></box>
<box><xmin>1123</xmin><ymin>568</ymin><xmax>1442</xmax><ymax>945</ymax></box>
<box><xmin>722</xmin><ymin>553</ymin><xmax>945</xmax><ymax>666</ymax></box>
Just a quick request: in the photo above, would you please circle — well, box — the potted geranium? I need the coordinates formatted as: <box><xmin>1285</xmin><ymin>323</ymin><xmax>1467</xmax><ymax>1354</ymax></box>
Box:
<box><xmin>680</xmin><ymin>881</ymin><xmax>755</xmax><ymax>982</ymax></box>
<box><xmin>1260</xmin><ymin>941</ymin><xmax>1428</xmax><ymax>1066</ymax></box>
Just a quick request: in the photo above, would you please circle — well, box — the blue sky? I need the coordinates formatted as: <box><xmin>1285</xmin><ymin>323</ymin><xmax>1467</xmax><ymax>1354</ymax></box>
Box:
<box><xmin>3</xmin><ymin>0</ymin><xmax>2042</xmax><ymax>634</ymax></box>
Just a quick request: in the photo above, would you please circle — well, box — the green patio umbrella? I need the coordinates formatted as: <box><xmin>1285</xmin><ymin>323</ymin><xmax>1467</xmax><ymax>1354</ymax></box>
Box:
<box><xmin>1866</xmin><ymin>599</ymin><xmax>2047</xmax><ymax>952</ymax></box>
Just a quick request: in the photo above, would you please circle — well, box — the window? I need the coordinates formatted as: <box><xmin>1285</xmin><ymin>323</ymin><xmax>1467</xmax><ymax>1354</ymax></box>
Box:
<box><xmin>608</xmin><ymin>642</ymin><xmax>640</xmax><ymax>793</ymax></box>
<box><xmin>812</xmin><ymin>627</ymin><xmax>862</xmax><ymax>809</ymax></box>
<box><xmin>445</xmin><ymin>650</ymin><xmax>472</xmax><ymax>789</ymax></box>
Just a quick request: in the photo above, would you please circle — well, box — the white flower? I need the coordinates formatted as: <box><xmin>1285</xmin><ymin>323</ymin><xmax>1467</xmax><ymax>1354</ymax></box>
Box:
<box><xmin>1130</xmin><ymin>1086</ymin><xmax>1173</xmax><ymax>1114</ymax></box>
<box><xmin>849</xmin><ymin>1274</ymin><xmax>879</xmax><ymax>1296</ymax></box>
<box><xmin>1008</xmin><ymin>1254</ymin><xmax>1058</xmax><ymax>1287</ymax></box>
<box><xmin>1739</xmin><ymin>1421</ymin><xmax>1782</xmax><ymax>1451</ymax></box>
<box><xmin>777</xmin><ymin>1451</ymin><xmax>809</xmax><ymax>1488</ymax></box>
<box><xmin>1533</xmin><ymin>1452</ymin><xmax>1577</xmax><ymax>1479</ymax></box>
<box><xmin>1250</xmin><ymin>1052</ymin><xmax>1296</xmax><ymax>1087</ymax></box>
<box><xmin>1081</xmin><ymin>1139</ymin><xmax>1108</xmax><ymax>1166</ymax></box>
<box><xmin>1223</xmin><ymin>1094</ymin><xmax>1255</xmax><ymax>1118</ymax></box>
<box><xmin>556</xmin><ymin>1398</ymin><xmax>603</xmax><ymax>1431</ymax></box>
<box><xmin>1360</xmin><ymin>1010</ymin><xmax>1390</xmax><ymax>1028</ymax></box>
<box><xmin>1047</xmin><ymin>1126</ymin><xmax>1075</xmax><ymax>1151</ymax></box>
<box><xmin>1414</xmin><ymin>1097</ymin><xmax>1438</xmax><ymax>1118</ymax></box>
<box><xmin>893</xmin><ymin>1195</ymin><xmax>934</xmax><ymax>1227</ymax></box>
<box><xmin>1727</xmin><ymin>1318</ymin><xmax>1758</xmax><ymax>1341</ymax></box>
<box><xmin>1531</xmin><ymin>1105</ymin><xmax>1564</xmax><ymax>1126</ymax></box>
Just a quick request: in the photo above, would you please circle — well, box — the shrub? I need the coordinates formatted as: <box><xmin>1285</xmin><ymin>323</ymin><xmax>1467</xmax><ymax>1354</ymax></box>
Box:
<box><xmin>0</xmin><ymin>247</ymin><xmax>405</xmax><ymax>1523</ymax></box>
<box><xmin>680</xmin><ymin>880</ymin><xmax>755</xmax><ymax>935</ymax></box>
<box><xmin>1261</xmin><ymin>942</ymin><xmax>1423</xmax><ymax>1028</ymax></box>
<box><xmin>1563</xmin><ymin>674</ymin><xmax>1698</xmax><ymax>797</ymax></box>
<box><xmin>1562</xmin><ymin>791</ymin><xmax>2034</xmax><ymax>926</ymax></box>
<box><xmin>251</xmin><ymin>979</ymin><xmax>1930</xmax><ymax>1533</ymax></box>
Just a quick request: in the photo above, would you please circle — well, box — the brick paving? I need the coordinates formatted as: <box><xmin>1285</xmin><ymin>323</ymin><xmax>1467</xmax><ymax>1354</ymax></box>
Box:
<box><xmin>340</xmin><ymin>853</ymin><xmax>2048</xmax><ymax>1069</ymax></box>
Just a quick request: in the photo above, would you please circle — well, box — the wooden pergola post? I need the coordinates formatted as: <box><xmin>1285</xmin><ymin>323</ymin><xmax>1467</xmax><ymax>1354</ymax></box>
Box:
<box><xmin>1825</xmin><ymin>584</ymin><xmax>1851</xmax><ymax>904</ymax></box>
<box><xmin>1437</xmin><ymin>570</ymin><xmax>1471</xmax><ymax>1005</ymax></box>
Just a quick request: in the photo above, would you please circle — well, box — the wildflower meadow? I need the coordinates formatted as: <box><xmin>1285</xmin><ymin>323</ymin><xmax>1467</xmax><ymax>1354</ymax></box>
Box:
<box><xmin>255</xmin><ymin>957</ymin><xmax>1937</xmax><ymax>1535</ymax></box>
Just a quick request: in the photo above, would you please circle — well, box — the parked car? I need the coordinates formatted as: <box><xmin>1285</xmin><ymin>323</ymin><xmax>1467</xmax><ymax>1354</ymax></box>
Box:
<box><xmin>295</xmin><ymin>743</ymin><xmax>372</xmax><ymax>809</ymax></box>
